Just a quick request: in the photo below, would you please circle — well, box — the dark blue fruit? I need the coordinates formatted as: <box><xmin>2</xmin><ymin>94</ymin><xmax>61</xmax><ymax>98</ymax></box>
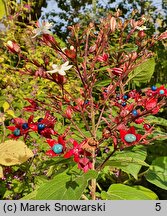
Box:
<box><xmin>38</xmin><ymin>123</ymin><xmax>45</xmax><ymax>131</ymax></box>
<box><xmin>22</xmin><ymin>123</ymin><xmax>29</xmax><ymax>130</ymax></box>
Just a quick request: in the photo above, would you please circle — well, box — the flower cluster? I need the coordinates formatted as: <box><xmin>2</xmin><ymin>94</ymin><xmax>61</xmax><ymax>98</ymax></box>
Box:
<box><xmin>5</xmin><ymin>14</ymin><xmax>167</xmax><ymax>176</ymax></box>
<box><xmin>7</xmin><ymin>110</ymin><xmax>57</xmax><ymax>139</ymax></box>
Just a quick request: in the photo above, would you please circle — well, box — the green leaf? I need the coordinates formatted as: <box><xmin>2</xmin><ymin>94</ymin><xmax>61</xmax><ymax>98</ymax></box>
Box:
<box><xmin>145</xmin><ymin>156</ymin><xmax>167</xmax><ymax>190</ymax></box>
<box><xmin>20</xmin><ymin>190</ymin><xmax>38</xmax><ymax>200</ymax></box>
<box><xmin>132</xmin><ymin>185</ymin><xmax>158</xmax><ymax>200</ymax></box>
<box><xmin>105</xmin><ymin>146</ymin><xmax>148</xmax><ymax>179</ymax></box>
<box><xmin>149</xmin><ymin>130</ymin><xmax>167</xmax><ymax>140</ymax></box>
<box><xmin>101</xmin><ymin>184</ymin><xmax>157</xmax><ymax>200</ymax></box>
<box><xmin>120</xmin><ymin>44</ymin><xmax>138</xmax><ymax>52</ymax></box>
<box><xmin>145</xmin><ymin>116</ymin><xmax>167</xmax><ymax>127</ymax></box>
<box><xmin>128</xmin><ymin>58</ymin><xmax>155</xmax><ymax>84</ymax></box>
<box><xmin>95</xmin><ymin>66</ymin><xmax>110</xmax><ymax>72</ymax></box>
<box><xmin>95</xmin><ymin>79</ymin><xmax>111</xmax><ymax>87</ymax></box>
<box><xmin>36</xmin><ymin>170</ymin><xmax>98</xmax><ymax>200</ymax></box>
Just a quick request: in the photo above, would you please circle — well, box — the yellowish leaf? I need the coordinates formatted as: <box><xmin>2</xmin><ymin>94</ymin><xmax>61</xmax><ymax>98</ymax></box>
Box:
<box><xmin>0</xmin><ymin>165</ymin><xmax>4</xmax><ymax>178</ymax></box>
<box><xmin>0</xmin><ymin>57</ymin><xmax>4</xmax><ymax>63</ymax></box>
<box><xmin>0</xmin><ymin>0</ymin><xmax>6</xmax><ymax>19</ymax></box>
<box><xmin>0</xmin><ymin>140</ymin><xmax>34</xmax><ymax>166</ymax></box>
<box><xmin>3</xmin><ymin>102</ymin><xmax>10</xmax><ymax>112</ymax></box>
<box><xmin>6</xmin><ymin>110</ymin><xmax>16</xmax><ymax>118</ymax></box>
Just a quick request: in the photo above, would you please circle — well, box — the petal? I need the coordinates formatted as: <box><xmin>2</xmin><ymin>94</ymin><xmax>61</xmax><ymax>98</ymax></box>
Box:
<box><xmin>46</xmin><ymin>139</ymin><xmax>56</xmax><ymax>147</ymax></box>
<box><xmin>58</xmin><ymin>136</ymin><xmax>65</xmax><ymax>146</ymax></box>
<box><xmin>119</xmin><ymin>129</ymin><xmax>127</xmax><ymax>141</ymax></box>
<box><xmin>64</xmin><ymin>65</ymin><xmax>73</xmax><ymax>71</ymax></box>
<box><xmin>62</xmin><ymin>61</ymin><xmax>69</xmax><ymax>67</ymax></box>
<box><xmin>52</xmin><ymin>64</ymin><xmax>58</xmax><ymax>70</ymax></box>
<box><xmin>58</xmin><ymin>70</ymin><xmax>66</xmax><ymax>76</ymax></box>
<box><xmin>46</xmin><ymin>150</ymin><xmax>57</xmax><ymax>157</ymax></box>
<box><xmin>14</xmin><ymin>118</ymin><xmax>26</xmax><ymax>125</ymax></box>
<box><xmin>64</xmin><ymin>150</ymin><xmax>73</xmax><ymax>158</ymax></box>
<box><xmin>136</xmin><ymin>134</ymin><xmax>142</xmax><ymax>141</ymax></box>
<box><xmin>129</xmin><ymin>126</ymin><xmax>136</xmax><ymax>134</ymax></box>
<box><xmin>29</xmin><ymin>124</ymin><xmax>38</xmax><ymax>131</ymax></box>
<box><xmin>43</xmin><ymin>30</ymin><xmax>51</xmax><ymax>34</ymax></box>
<box><xmin>73</xmin><ymin>140</ymin><xmax>79</xmax><ymax>148</ymax></box>
<box><xmin>7</xmin><ymin>126</ymin><xmax>16</xmax><ymax>131</ymax></box>
<box><xmin>46</xmin><ymin>69</ymin><xmax>58</xmax><ymax>74</ymax></box>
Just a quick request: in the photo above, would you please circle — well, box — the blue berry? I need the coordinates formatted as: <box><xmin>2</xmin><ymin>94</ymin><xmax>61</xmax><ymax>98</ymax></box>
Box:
<box><xmin>124</xmin><ymin>134</ymin><xmax>136</xmax><ymax>143</ymax></box>
<box><xmin>38</xmin><ymin>118</ymin><xmax>43</xmax><ymax>122</ymax></box>
<box><xmin>38</xmin><ymin>123</ymin><xmax>45</xmax><ymax>131</ymax></box>
<box><xmin>123</xmin><ymin>95</ymin><xmax>128</xmax><ymax>100</ymax></box>
<box><xmin>122</xmin><ymin>102</ymin><xmax>126</xmax><ymax>107</ymax></box>
<box><xmin>151</xmin><ymin>86</ymin><xmax>157</xmax><ymax>91</ymax></box>
<box><xmin>52</xmin><ymin>144</ymin><xmax>63</xmax><ymax>154</ymax></box>
<box><xmin>22</xmin><ymin>123</ymin><xmax>29</xmax><ymax>130</ymax></box>
<box><xmin>13</xmin><ymin>128</ymin><xmax>20</xmax><ymax>136</ymax></box>
<box><xmin>159</xmin><ymin>89</ymin><xmax>165</xmax><ymax>95</ymax></box>
<box><xmin>132</xmin><ymin>109</ymin><xmax>138</xmax><ymax>116</ymax></box>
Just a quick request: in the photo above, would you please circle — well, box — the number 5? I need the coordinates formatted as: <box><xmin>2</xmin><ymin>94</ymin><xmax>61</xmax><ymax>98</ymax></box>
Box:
<box><xmin>155</xmin><ymin>203</ymin><xmax>161</xmax><ymax>211</ymax></box>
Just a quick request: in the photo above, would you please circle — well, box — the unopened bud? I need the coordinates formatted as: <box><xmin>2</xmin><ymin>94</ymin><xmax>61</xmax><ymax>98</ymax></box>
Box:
<box><xmin>111</xmin><ymin>67</ymin><xmax>123</xmax><ymax>76</ymax></box>
<box><xmin>89</xmin><ymin>44</ymin><xmax>96</xmax><ymax>53</ymax></box>
<box><xmin>65</xmin><ymin>106</ymin><xmax>73</xmax><ymax>119</ymax></box>
<box><xmin>42</xmin><ymin>34</ymin><xmax>57</xmax><ymax>46</ymax></box>
<box><xmin>110</xmin><ymin>17</ymin><xmax>116</xmax><ymax>33</ymax></box>
<box><xmin>64</xmin><ymin>49</ymin><xmax>76</xmax><ymax>59</ymax></box>
<box><xmin>138</xmin><ymin>30</ymin><xmax>146</xmax><ymax>38</ymax></box>
<box><xmin>6</xmin><ymin>40</ymin><xmax>20</xmax><ymax>53</ymax></box>
<box><xmin>158</xmin><ymin>31</ymin><xmax>167</xmax><ymax>41</ymax></box>
<box><xmin>131</xmin><ymin>52</ymin><xmax>138</xmax><ymax>61</ymax></box>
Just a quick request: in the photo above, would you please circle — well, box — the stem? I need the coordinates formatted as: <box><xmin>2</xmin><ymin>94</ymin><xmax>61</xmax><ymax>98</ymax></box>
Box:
<box><xmin>96</xmin><ymin>148</ymin><xmax>118</xmax><ymax>171</ymax></box>
<box><xmin>0</xmin><ymin>113</ymin><xmax>6</xmax><ymax>143</ymax></box>
<box><xmin>70</xmin><ymin>118</ymin><xmax>87</xmax><ymax>138</ymax></box>
<box><xmin>91</xmin><ymin>148</ymin><xmax>96</xmax><ymax>200</ymax></box>
<box><xmin>90</xmin><ymin>88</ymin><xmax>96</xmax><ymax>199</ymax></box>
<box><xmin>90</xmin><ymin>96</ymin><xmax>96</xmax><ymax>138</ymax></box>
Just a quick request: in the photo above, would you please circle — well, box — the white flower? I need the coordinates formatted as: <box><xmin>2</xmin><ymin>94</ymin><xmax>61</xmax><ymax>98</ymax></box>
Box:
<box><xmin>32</xmin><ymin>21</ymin><xmax>53</xmax><ymax>38</ymax></box>
<box><xmin>46</xmin><ymin>61</ymin><xmax>73</xmax><ymax>76</ymax></box>
<box><xmin>136</xmin><ymin>26</ymin><xmax>148</xmax><ymax>31</ymax></box>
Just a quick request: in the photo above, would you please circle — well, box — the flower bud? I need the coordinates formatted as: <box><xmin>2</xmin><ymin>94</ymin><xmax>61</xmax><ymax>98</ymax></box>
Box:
<box><xmin>138</xmin><ymin>30</ymin><xmax>146</xmax><ymax>38</ymax></box>
<box><xmin>89</xmin><ymin>44</ymin><xmax>96</xmax><ymax>53</ymax></box>
<box><xmin>131</xmin><ymin>52</ymin><xmax>138</xmax><ymax>61</ymax></box>
<box><xmin>135</xmin><ymin>118</ymin><xmax>144</xmax><ymax>124</ymax></box>
<box><xmin>111</xmin><ymin>67</ymin><xmax>123</xmax><ymax>76</ymax></box>
<box><xmin>158</xmin><ymin>31</ymin><xmax>167</xmax><ymax>41</ymax></box>
<box><xmin>65</xmin><ymin>106</ymin><xmax>73</xmax><ymax>119</ymax></box>
<box><xmin>42</xmin><ymin>34</ymin><xmax>57</xmax><ymax>46</ymax></box>
<box><xmin>6</xmin><ymin>40</ymin><xmax>20</xmax><ymax>53</ymax></box>
<box><xmin>64</xmin><ymin>49</ymin><xmax>76</xmax><ymax>59</ymax></box>
<box><xmin>110</xmin><ymin>17</ymin><xmax>116</xmax><ymax>33</ymax></box>
<box><xmin>52</xmin><ymin>74</ymin><xmax>67</xmax><ymax>85</ymax></box>
<box><xmin>97</xmin><ymin>53</ymin><xmax>109</xmax><ymax>62</ymax></box>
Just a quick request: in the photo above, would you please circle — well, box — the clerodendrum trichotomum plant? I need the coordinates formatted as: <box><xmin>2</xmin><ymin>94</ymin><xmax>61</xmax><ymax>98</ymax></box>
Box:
<box><xmin>2</xmin><ymin>11</ymin><xmax>167</xmax><ymax>200</ymax></box>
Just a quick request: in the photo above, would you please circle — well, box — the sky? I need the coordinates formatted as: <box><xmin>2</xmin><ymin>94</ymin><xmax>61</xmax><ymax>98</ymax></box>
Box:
<box><xmin>40</xmin><ymin>0</ymin><xmax>165</xmax><ymax>29</ymax></box>
<box><xmin>41</xmin><ymin>0</ymin><xmax>164</xmax><ymax>15</ymax></box>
